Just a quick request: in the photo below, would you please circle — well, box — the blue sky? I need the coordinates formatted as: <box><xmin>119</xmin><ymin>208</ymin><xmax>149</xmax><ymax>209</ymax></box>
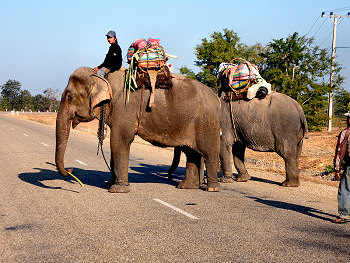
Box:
<box><xmin>1</xmin><ymin>0</ymin><xmax>349</xmax><ymax>96</ymax></box>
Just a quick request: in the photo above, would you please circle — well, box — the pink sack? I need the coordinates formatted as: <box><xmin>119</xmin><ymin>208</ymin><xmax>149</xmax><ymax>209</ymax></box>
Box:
<box><xmin>147</xmin><ymin>38</ymin><xmax>160</xmax><ymax>46</ymax></box>
<box><xmin>134</xmin><ymin>38</ymin><xmax>147</xmax><ymax>49</ymax></box>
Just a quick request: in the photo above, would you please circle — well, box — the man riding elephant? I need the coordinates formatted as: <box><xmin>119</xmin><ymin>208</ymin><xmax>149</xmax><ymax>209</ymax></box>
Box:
<box><xmin>93</xmin><ymin>30</ymin><xmax>123</xmax><ymax>78</ymax></box>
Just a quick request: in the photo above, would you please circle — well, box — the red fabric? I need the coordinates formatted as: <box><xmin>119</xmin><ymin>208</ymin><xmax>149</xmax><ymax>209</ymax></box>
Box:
<box><xmin>147</xmin><ymin>38</ymin><xmax>160</xmax><ymax>45</ymax></box>
<box><xmin>134</xmin><ymin>38</ymin><xmax>147</xmax><ymax>49</ymax></box>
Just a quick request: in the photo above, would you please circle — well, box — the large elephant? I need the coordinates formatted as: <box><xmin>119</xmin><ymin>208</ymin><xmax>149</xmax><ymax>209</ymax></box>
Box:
<box><xmin>55</xmin><ymin>67</ymin><xmax>221</xmax><ymax>193</ymax></box>
<box><xmin>220</xmin><ymin>91</ymin><xmax>309</xmax><ymax>186</ymax></box>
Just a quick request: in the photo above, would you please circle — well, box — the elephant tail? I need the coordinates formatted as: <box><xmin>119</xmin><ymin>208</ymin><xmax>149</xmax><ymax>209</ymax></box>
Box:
<box><xmin>299</xmin><ymin>112</ymin><xmax>309</xmax><ymax>140</ymax></box>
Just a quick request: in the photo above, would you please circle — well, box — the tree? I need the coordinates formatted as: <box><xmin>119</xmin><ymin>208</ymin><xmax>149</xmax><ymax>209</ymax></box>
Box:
<box><xmin>1</xmin><ymin>79</ymin><xmax>22</xmax><ymax>110</ymax></box>
<box><xmin>44</xmin><ymin>88</ymin><xmax>60</xmax><ymax>112</ymax></box>
<box><xmin>33</xmin><ymin>94</ymin><xmax>51</xmax><ymax>112</ymax></box>
<box><xmin>260</xmin><ymin>32</ymin><xmax>343</xmax><ymax>130</ymax></box>
<box><xmin>180</xmin><ymin>28</ymin><xmax>266</xmax><ymax>89</ymax></box>
<box><xmin>334</xmin><ymin>88</ymin><xmax>350</xmax><ymax>118</ymax></box>
<box><xmin>19</xmin><ymin>90</ymin><xmax>33</xmax><ymax>111</ymax></box>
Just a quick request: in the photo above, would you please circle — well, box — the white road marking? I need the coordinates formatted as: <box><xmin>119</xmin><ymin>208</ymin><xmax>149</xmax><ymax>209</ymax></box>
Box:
<box><xmin>41</xmin><ymin>143</ymin><xmax>49</xmax><ymax>147</ymax></box>
<box><xmin>153</xmin><ymin>199</ymin><xmax>199</xmax><ymax>220</ymax></box>
<box><xmin>75</xmin><ymin>159</ymin><xmax>87</xmax><ymax>166</ymax></box>
<box><xmin>23</xmin><ymin>134</ymin><xmax>29</xmax><ymax>136</ymax></box>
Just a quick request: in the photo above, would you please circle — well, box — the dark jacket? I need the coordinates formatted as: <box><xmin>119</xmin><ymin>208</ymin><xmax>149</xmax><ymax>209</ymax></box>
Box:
<box><xmin>98</xmin><ymin>42</ymin><xmax>122</xmax><ymax>72</ymax></box>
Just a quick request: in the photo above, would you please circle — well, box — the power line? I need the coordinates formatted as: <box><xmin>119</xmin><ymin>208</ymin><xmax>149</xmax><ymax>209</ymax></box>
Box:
<box><xmin>306</xmin><ymin>16</ymin><xmax>320</xmax><ymax>36</ymax></box>
<box><xmin>318</xmin><ymin>28</ymin><xmax>333</xmax><ymax>47</ymax></box>
<box><xmin>311</xmin><ymin>19</ymin><xmax>327</xmax><ymax>38</ymax></box>
<box><xmin>323</xmin><ymin>6</ymin><xmax>350</xmax><ymax>12</ymax></box>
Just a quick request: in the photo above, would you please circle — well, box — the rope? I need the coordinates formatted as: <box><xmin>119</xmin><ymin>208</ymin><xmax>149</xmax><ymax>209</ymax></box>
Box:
<box><xmin>229</xmin><ymin>101</ymin><xmax>238</xmax><ymax>141</ymax></box>
<box><xmin>97</xmin><ymin>104</ymin><xmax>111</xmax><ymax>172</ymax></box>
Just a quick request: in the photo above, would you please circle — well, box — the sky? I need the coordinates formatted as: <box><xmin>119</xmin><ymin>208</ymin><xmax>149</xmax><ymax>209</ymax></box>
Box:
<box><xmin>1</xmin><ymin>0</ymin><xmax>350</xmax><ymax>97</ymax></box>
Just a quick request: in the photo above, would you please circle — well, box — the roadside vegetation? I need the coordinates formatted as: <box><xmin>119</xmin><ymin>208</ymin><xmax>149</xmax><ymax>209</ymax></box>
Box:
<box><xmin>0</xmin><ymin>80</ymin><xmax>59</xmax><ymax>112</ymax></box>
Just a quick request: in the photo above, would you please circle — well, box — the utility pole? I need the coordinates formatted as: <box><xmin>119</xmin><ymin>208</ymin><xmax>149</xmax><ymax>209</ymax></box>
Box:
<box><xmin>321</xmin><ymin>11</ymin><xmax>350</xmax><ymax>131</ymax></box>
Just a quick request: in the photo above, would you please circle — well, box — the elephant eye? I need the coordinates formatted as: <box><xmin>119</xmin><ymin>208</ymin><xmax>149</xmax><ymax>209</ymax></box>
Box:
<box><xmin>68</xmin><ymin>94</ymin><xmax>73</xmax><ymax>103</ymax></box>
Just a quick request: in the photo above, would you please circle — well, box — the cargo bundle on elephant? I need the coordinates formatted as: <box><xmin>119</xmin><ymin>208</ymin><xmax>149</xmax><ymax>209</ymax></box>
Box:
<box><xmin>217</xmin><ymin>58</ymin><xmax>271</xmax><ymax>101</ymax></box>
<box><xmin>126</xmin><ymin>38</ymin><xmax>173</xmax><ymax>108</ymax></box>
<box><xmin>55</xmin><ymin>67</ymin><xmax>221</xmax><ymax>193</ymax></box>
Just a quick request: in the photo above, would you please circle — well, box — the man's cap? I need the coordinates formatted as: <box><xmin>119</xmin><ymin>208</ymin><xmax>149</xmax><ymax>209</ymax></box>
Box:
<box><xmin>345</xmin><ymin>112</ymin><xmax>350</xmax><ymax>118</ymax></box>
<box><xmin>106</xmin><ymin>30</ymin><xmax>116</xmax><ymax>38</ymax></box>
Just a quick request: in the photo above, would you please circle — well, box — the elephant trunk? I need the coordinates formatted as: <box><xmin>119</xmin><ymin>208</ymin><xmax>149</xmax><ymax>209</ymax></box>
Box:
<box><xmin>55</xmin><ymin>100</ymin><xmax>73</xmax><ymax>177</ymax></box>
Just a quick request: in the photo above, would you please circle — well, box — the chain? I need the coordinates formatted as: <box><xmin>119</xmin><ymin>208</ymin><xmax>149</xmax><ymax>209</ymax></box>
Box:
<box><xmin>97</xmin><ymin>104</ymin><xmax>107</xmax><ymax>151</ymax></box>
<box><xmin>97</xmin><ymin>104</ymin><xmax>111</xmax><ymax>172</ymax></box>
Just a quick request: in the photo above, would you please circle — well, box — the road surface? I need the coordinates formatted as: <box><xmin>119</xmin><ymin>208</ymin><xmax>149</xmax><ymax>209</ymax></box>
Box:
<box><xmin>0</xmin><ymin>112</ymin><xmax>349</xmax><ymax>262</ymax></box>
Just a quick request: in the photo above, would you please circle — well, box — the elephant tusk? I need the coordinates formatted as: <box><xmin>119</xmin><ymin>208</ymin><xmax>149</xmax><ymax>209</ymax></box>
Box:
<box><xmin>46</xmin><ymin>162</ymin><xmax>84</xmax><ymax>187</ymax></box>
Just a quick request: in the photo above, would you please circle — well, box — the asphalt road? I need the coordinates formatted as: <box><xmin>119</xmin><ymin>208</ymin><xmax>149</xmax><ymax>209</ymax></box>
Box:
<box><xmin>1</xmin><ymin>112</ymin><xmax>350</xmax><ymax>262</ymax></box>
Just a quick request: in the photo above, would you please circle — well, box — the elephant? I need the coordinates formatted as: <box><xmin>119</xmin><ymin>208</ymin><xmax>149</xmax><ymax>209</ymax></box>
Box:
<box><xmin>219</xmin><ymin>91</ymin><xmax>309</xmax><ymax>186</ymax></box>
<box><xmin>55</xmin><ymin>67</ymin><xmax>221</xmax><ymax>193</ymax></box>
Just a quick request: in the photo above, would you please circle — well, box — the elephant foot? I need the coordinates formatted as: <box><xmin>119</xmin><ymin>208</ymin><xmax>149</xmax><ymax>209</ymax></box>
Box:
<box><xmin>236</xmin><ymin>174</ymin><xmax>251</xmax><ymax>182</ymax></box>
<box><xmin>178</xmin><ymin>179</ymin><xmax>199</xmax><ymax>189</ymax></box>
<box><xmin>109</xmin><ymin>182</ymin><xmax>130</xmax><ymax>193</ymax></box>
<box><xmin>106</xmin><ymin>179</ymin><xmax>114</xmax><ymax>189</ymax></box>
<box><xmin>220</xmin><ymin>175</ymin><xmax>235</xmax><ymax>183</ymax></box>
<box><xmin>207</xmin><ymin>182</ymin><xmax>220</xmax><ymax>192</ymax></box>
<box><xmin>281</xmin><ymin>180</ymin><xmax>300</xmax><ymax>187</ymax></box>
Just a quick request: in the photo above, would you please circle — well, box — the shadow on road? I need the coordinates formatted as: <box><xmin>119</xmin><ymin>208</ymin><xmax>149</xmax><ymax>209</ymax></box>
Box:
<box><xmin>218</xmin><ymin>173</ymin><xmax>282</xmax><ymax>186</ymax></box>
<box><xmin>18</xmin><ymin>163</ymin><xmax>181</xmax><ymax>191</ymax></box>
<box><xmin>249</xmin><ymin>176</ymin><xmax>281</xmax><ymax>186</ymax></box>
<box><xmin>246</xmin><ymin>196</ymin><xmax>336</xmax><ymax>222</ymax></box>
<box><xmin>129</xmin><ymin>163</ymin><xmax>181</xmax><ymax>186</ymax></box>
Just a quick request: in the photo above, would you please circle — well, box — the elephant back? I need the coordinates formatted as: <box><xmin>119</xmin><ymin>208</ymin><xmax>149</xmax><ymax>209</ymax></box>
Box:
<box><xmin>226</xmin><ymin>91</ymin><xmax>308</xmax><ymax>144</ymax></box>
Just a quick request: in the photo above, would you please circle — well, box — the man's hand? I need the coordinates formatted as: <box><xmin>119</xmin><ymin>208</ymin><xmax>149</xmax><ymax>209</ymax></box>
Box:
<box><xmin>92</xmin><ymin>67</ymin><xmax>99</xmax><ymax>74</ymax></box>
<box><xmin>333</xmin><ymin>171</ymin><xmax>341</xmax><ymax>181</ymax></box>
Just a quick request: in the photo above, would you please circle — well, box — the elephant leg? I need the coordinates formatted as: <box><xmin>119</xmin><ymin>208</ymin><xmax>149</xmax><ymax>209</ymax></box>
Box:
<box><xmin>233</xmin><ymin>142</ymin><xmax>251</xmax><ymax>182</ymax></box>
<box><xmin>220</xmin><ymin>139</ymin><xmax>235</xmax><ymax>183</ymax></box>
<box><xmin>282</xmin><ymin>157</ymin><xmax>300</xmax><ymax>187</ymax></box>
<box><xmin>281</xmin><ymin>142</ymin><xmax>302</xmax><ymax>187</ymax></box>
<box><xmin>106</xmin><ymin>156</ymin><xmax>116</xmax><ymax>189</ymax></box>
<box><xmin>199</xmin><ymin>157</ymin><xmax>205</xmax><ymax>185</ymax></box>
<box><xmin>204</xmin><ymin>154</ymin><xmax>220</xmax><ymax>192</ymax></box>
<box><xmin>108</xmin><ymin>135</ymin><xmax>132</xmax><ymax>193</ymax></box>
<box><xmin>168</xmin><ymin>146</ymin><xmax>182</xmax><ymax>180</ymax></box>
<box><xmin>178</xmin><ymin>147</ymin><xmax>201</xmax><ymax>189</ymax></box>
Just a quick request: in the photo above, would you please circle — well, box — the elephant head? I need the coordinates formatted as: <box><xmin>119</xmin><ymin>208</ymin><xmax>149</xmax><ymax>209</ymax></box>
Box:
<box><xmin>55</xmin><ymin>67</ymin><xmax>112</xmax><ymax>176</ymax></box>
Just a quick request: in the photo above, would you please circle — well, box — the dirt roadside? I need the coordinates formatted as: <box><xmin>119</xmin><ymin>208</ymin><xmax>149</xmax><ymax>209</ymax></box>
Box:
<box><xmin>9</xmin><ymin>112</ymin><xmax>342</xmax><ymax>187</ymax></box>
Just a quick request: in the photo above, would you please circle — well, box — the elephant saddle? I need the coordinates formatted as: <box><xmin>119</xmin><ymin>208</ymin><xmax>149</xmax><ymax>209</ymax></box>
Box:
<box><xmin>136</xmin><ymin>65</ymin><xmax>173</xmax><ymax>108</ymax></box>
<box><xmin>125</xmin><ymin>38</ymin><xmax>173</xmax><ymax>108</ymax></box>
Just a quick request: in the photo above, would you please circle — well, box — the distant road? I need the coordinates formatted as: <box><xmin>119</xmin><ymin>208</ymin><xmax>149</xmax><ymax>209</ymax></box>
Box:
<box><xmin>0</xmin><ymin>112</ymin><xmax>349</xmax><ymax>262</ymax></box>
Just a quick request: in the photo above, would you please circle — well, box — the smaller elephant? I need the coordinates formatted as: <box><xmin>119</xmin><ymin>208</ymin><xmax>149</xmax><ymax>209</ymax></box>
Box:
<box><xmin>220</xmin><ymin>91</ymin><xmax>309</xmax><ymax>187</ymax></box>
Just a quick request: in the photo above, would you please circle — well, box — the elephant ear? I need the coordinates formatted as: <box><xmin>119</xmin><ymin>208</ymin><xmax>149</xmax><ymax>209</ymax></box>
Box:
<box><xmin>89</xmin><ymin>74</ymin><xmax>113</xmax><ymax>109</ymax></box>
